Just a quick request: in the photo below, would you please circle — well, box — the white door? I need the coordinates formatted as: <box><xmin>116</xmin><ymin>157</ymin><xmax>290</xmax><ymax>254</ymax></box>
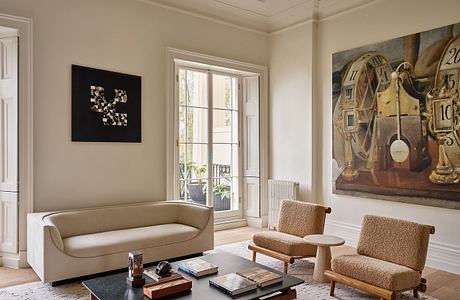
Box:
<box><xmin>0</xmin><ymin>36</ymin><xmax>18</xmax><ymax>253</ymax></box>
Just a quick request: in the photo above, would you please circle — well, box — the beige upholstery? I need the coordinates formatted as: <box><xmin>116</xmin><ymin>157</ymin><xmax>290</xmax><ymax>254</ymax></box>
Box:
<box><xmin>332</xmin><ymin>254</ymin><xmax>421</xmax><ymax>291</ymax></box>
<box><xmin>253</xmin><ymin>231</ymin><xmax>316</xmax><ymax>256</ymax></box>
<box><xmin>27</xmin><ymin>201</ymin><xmax>214</xmax><ymax>283</ymax></box>
<box><xmin>328</xmin><ymin>215</ymin><xmax>434</xmax><ymax>299</ymax></box>
<box><xmin>277</xmin><ymin>200</ymin><xmax>326</xmax><ymax>237</ymax></box>
<box><xmin>63</xmin><ymin>224</ymin><xmax>200</xmax><ymax>258</ymax></box>
<box><xmin>250</xmin><ymin>200</ymin><xmax>330</xmax><ymax>273</ymax></box>
<box><xmin>252</xmin><ymin>200</ymin><xmax>327</xmax><ymax>256</ymax></box>
<box><xmin>357</xmin><ymin>215</ymin><xmax>432</xmax><ymax>271</ymax></box>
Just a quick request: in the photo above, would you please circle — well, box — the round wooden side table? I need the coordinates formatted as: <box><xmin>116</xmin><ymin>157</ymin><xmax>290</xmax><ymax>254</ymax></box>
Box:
<box><xmin>304</xmin><ymin>234</ymin><xmax>345</xmax><ymax>283</ymax></box>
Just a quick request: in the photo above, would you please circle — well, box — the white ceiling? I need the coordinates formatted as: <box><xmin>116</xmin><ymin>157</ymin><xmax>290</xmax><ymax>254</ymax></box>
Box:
<box><xmin>144</xmin><ymin>0</ymin><xmax>376</xmax><ymax>33</ymax></box>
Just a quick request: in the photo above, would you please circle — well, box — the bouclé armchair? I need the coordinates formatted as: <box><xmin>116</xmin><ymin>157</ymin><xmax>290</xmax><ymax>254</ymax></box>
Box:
<box><xmin>325</xmin><ymin>215</ymin><xmax>435</xmax><ymax>300</ymax></box>
<box><xmin>249</xmin><ymin>199</ymin><xmax>331</xmax><ymax>273</ymax></box>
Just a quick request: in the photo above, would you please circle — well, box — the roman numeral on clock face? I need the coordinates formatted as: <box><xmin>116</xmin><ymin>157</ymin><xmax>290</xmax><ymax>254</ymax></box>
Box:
<box><xmin>349</xmin><ymin>70</ymin><xmax>358</xmax><ymax>81</ymax></box>
<box><xmin>371</xmin><ymin>56</ymin><xmax>382</xmax><ymax>66</ymax></box>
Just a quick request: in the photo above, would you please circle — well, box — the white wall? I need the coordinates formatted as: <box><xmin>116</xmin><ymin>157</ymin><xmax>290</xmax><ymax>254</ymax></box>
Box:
<box><xmin>0</xmin><ymin>0</ymin><xmax>268</xmax><ymax>212</ymax></box>
<box><xmin>317</xmin><ymin>0</ymin><xmax>460</xmax><ymax>273</ymax></box>
<box><xmin>269</xmin><ymin>0</ymin><xmax>460</xmax><ymax>273</ymax></box>
<box><xmin>269</xmin><ymin>23</ymin><xmax>316</xmax><ymax>202</ymax></box>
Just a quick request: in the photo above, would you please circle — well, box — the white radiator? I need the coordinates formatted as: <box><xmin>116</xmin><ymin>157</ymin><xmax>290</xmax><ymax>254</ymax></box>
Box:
<box><xmin>268</xmin><ymin>179</ymin><xmax>300</xmax><ymax>230</ymax></box>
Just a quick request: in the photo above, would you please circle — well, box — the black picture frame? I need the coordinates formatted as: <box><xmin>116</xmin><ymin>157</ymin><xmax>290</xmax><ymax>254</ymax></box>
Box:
<box><xmin>71</xmin><ymin>65</ymin><xmax>141</xmax><ymax>142</ymax></box>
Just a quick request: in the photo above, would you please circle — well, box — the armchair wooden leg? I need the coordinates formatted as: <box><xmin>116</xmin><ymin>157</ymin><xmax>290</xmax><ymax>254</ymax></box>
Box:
<box><xmin>330</xmin><ymin>280</ymin><xmax>336</xmax><ymax>296</ymax></box>
<box><xmin>252</xmin><ymin>251</ymin><xmax>256</xmax><ymax>262</ymax></box>
<box><xmin>283</xmin><ymin>262</ymin><xmax>288</xmax><ymax>273</ymax></box>
<box><xmin>413</xmin><ymin>289</ymin><xmax>419</xmax><ymax>298</ymax></box>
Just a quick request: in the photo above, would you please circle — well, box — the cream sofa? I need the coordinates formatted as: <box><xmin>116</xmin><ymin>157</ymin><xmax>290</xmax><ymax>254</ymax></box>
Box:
<box><xmin>27</xmin><ymin>201</ymin><xmax>214</xmax><ymax>283</ymax></box>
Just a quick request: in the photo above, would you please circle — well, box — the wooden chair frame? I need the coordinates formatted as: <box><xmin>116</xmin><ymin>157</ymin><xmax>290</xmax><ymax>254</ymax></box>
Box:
<box><xmin>249</xmin><ymin>206</ymin><xmax>331</xmax><ymax>273</ymax></box>
<box><xmin>325</xmin><ymin>226</ymin><xmax>435</xmax><ymax>300</ymax></box>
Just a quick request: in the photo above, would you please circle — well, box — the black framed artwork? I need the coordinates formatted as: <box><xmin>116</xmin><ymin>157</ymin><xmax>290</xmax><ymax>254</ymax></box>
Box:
<box><xmin>71</xmin><ymin>65</ymin><xmax>141</xmax><ymax>142</ymax></box>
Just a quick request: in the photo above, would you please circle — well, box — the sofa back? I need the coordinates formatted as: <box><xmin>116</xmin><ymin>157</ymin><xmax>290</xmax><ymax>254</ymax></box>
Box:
<box><xmin>277</xmin><ymin>200</ymin><xmax>327</xmax><ymax>237</ymax></box>
<box><xmin>357</xmin><ymin>215</ymin><xmax>432</xmax><ymax>271</ymax></box>
<box><xmin>43</xmin><ymin>201</ymin><xmax>211</xmax><ymax>239</ymax></box>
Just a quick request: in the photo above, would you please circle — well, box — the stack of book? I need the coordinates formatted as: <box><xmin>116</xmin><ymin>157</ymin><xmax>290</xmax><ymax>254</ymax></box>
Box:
<box><xmin>209</xmin><ymin>267</ymin><xmax>283</xmax><ymax>296</ymax></box>
<box><xmin>143</xmin><ymin>268</ymin><xmax>182</xmax><ymax>283</ymax></box>
<box><xmin>209</xmin><ymin>273</ymin><xmax>257</xmax><ymax>296</ymax></box>
<box><xmin>237</xmin><ymin>267</ymin><xmax>282</xmax><ymax>287</ymax></box>
<box><xmin>143</xmin><ymin>275</ymin><xmax>192</xmax><ymax>299</ymax></box>
<box><xmin>178</xmin><ymin>258</ymin><xmax>218</xmax><ymax>277</ymax></box>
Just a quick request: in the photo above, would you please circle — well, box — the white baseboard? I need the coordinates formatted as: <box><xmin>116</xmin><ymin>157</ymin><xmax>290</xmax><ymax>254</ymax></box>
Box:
<box><xmin>246</xmin><ymin>215</ymin><xmax>268</xmax><ymax>228</ymax></box>
<box><xmin>325</xmin><ymin>220</ymin><xmax>460</xmax><ymax>275</ymax></box>
<box><xmin>1</xmin><ymin>250</ymin><xmax>29</xmax><ymax>269</ymax></box>
<box><xmin>214</xmin><ymin>219</ymin><xmax>247</xmax><ymax>231</ymax></box>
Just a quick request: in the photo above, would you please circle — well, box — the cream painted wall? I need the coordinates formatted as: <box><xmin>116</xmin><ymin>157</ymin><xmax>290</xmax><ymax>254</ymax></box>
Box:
<box><xmin>269</xmin><ymin>23</ymin><xmax>316</xmax><ymax>202</ymax></box>
<box><xmin>268</xmin><ymin>0</ymin><xmax>460</xmax><ymax>273</ymax></box>
<box><xmin>0</xmin><ymin>0</ymin><xmax>268</xmax><ymax>212</ymax></box>
<box><xmin>316</xmin><ymin>0</ymin><xmax>460</xmax><ymax>273</ymax></box>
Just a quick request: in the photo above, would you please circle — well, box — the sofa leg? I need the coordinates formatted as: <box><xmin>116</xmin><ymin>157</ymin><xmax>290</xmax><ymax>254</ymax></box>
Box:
<box><xmin>330</xmin><ymin>280</ymin><xmax>336</xmax><ymax>296</ymax></box>
<box><xmin>252</xmin><ymin>251</ymin><xmax>256</xmax><ymax>262</ymax></box>
<box><xmin>413</xmin><ymin>289</ymin><xmax>419</xmax><ymax>298</ymax></box>
<box><xmin>283</xmin><ymin>262</ymin><xmax>288</xmax><ymax>273</ymax></box>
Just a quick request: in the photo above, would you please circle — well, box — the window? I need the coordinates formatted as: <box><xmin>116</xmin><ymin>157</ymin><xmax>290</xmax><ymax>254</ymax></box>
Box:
<box><xmin>177</xmin><ymin>68</ymin><xmax>241</xmax><ymax>216</ymax></box>
<box><xmin>167</xmin><ymin>49</ymin><xmax>267</xmax><ymax>224</ymax></box>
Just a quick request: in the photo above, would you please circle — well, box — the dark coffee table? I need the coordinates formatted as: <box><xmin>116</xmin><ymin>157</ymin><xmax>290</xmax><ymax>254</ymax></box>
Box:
<box><xmin>82</xmin><ymin>252</ymin><xmax>304</xmax><ymax>300</ymax></box>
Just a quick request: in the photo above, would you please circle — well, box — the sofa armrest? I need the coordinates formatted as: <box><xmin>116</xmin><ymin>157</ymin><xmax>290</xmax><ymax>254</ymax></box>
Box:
<box><xmin>172</xmin><ymin>201</ymin><xmax>213</xmax><ymax>230</ymax></box>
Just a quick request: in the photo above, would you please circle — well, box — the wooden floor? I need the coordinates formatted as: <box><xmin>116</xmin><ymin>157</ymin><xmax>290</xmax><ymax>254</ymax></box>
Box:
<box><xmin>0</xmin><ymin>226</ymin><xmax>459</xmax><ymax>299</ymax></box>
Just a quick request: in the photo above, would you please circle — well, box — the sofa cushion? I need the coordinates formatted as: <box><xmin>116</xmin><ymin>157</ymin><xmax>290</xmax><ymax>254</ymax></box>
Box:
<box><xmin>63</xmin><ymin>223</ymin><xmax>200</xmax><ymax>258</ymax></box>
<box><xmin>253</xmin><ymin>231</ymin><xmax>316</xmax><ymax>256</ymax></box>
<box><xmin>332</xmin><ymin>254</ymin><xmax>421</xmax><ymax>291</ymax></box>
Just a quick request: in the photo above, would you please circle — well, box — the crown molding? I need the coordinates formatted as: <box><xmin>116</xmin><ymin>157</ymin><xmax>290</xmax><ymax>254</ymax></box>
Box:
<box><xmin>137</xmin><ymin>0</ymin><xmax>379</xmax><ymax>35</ymax></box>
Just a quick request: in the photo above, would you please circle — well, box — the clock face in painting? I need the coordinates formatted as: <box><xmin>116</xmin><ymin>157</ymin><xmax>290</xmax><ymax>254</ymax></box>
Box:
<box><xmin>333</xmin><ymin>52</ymin><xmax>392</xmax><ymax>165</ymax></box>
<box><xmin>432</xmin><ymin>36</ymin><xmax>460</xmax><ymax>168</ymax></box>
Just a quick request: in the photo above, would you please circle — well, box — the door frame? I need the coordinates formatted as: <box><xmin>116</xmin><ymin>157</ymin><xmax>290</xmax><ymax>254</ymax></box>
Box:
<box><xmin>166</xmin><ymin>48</ymin><xmax>268</xmax><ymax>226</ymax></box>
<box><xmin>0</xmin><ymin>13</ymin><xmax>33</xmax><ymax>268</ymax></box>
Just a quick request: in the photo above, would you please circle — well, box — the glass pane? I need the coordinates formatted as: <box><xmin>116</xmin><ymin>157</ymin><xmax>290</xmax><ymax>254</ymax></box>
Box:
<box><xmin>232</xmin><ymin>144</ymin><xmax>239</xmax><ymax>177</ymax></box>
<box><xmin>179</xmin><ymin>107</ymin><xmax>208</xmax><ymax>143</ymax></box>
<box><xmin>231</xmin><ymin>177</ymin><xmax>239</xmax><ymax>211</ymax></box>
<box><xmin>178</xmin><ymin>107</ymin><xmax>187</xmax><ymax>143</ymax></box>
<box><xmin>213</xmin><ymin>177</ymin><xmax>231</xmax><ymax>212</ymax></box>
<box><xmin>213</xmin><ymin>110</ymin><xmax>231</xmax><ymax>143</ymax></box>
<box><xmin>213</xmin><ymin>144</ymin><xmax>232</xmax><ymax>178</ymax></box>
<box><xmin>187</xmin><ymin>144</ymin><xmax>208</xmax><ymax>182</ymax></box>
<box><xmin>188</xmin><ymin>179</ymin><xmax>208</xmax><ymax>206</ymax></box>
<box><xmin>184</xmin><ymin>70</ymin><xmax>208</xmax><ymax>107</ymax></box>
<box><xmin>231</xmin><ymin>77</ymin><xmax>238</xmax><ymax>110</ymax></box>
<box><xmin>178</xmin><ymin>69</ymin><xmax>186</xmax><ymax>106</ymax></box>
<box><xmin>213</xmin><ymin>74</ymin><xmax>237</xmax><ymax>109</ymax></box>
<box><xmin>232</xmin><ymin>111</ymin><xmax>239</xmax><ymax>144</ymax></box>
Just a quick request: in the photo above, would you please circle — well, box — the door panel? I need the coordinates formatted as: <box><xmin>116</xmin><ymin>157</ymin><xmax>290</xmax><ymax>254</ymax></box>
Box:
<box><xmin>0</xmin><ymin>191</ymin><xmax>18</xmax><ymax>253</ymax></box>
<box><xmin>0</xmin><ymin>37</ymin><xmax>18</xmax><ymax>192</ymax></box>
<box><xmin>243</xmin><ymin>76</ymin><xmax>260</xmax><ymax>218</ymax></box>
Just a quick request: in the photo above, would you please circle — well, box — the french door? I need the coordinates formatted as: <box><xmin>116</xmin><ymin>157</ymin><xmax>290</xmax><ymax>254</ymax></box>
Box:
<box><xmin>175</xmin><ymin>66</ymin><xmax>242</xmax><ymax>218</ymax></box>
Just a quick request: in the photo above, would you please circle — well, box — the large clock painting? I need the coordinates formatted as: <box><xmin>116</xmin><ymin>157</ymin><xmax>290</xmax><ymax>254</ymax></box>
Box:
<box><xmin>72</xmin><ymin>65</ymin><xmax>141</xmax><ymax>142</ymax></box>
<box><xmin>332</xmin><ymin>23</ymin><xmax>460</xmax><ymax>207</ymax></box>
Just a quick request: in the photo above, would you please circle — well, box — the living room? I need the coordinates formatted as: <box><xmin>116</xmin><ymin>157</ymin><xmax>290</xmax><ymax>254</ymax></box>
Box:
<box><xmin>0</xmin><ymin>0</ymin><xmax>459</xmax><ymax>299</ymax></box>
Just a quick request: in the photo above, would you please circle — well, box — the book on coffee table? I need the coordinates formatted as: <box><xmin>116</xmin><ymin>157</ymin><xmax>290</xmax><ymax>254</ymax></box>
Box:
<box><xmin>237</xmin><ymin>267</ymin><xmax>282</xmax><ymax>287</ymax></box>
<box><xmin>143</xmin><ymin>276</ymin><xmax>192</xmax><ymax>299</ymax></box>
<box><xmin>178</xmin><ymin>258</ymin><xmax>218</xmax><ymax>277</ymax></box>
<box><xmin>209</xmin><ymin>273</ymin><xmax>257</xmax><ymax>296</ymax></box>
<box><xmin>143</xmin><ymin>268</ymin><xmax>182</xmax><ymax>283</ymax></box>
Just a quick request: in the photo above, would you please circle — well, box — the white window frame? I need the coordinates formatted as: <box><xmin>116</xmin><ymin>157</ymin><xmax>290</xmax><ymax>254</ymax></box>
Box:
<box><xmin>166</xmin><ymin>48</ymin><xmax>268</xmax><ymax>225</ymax></box>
